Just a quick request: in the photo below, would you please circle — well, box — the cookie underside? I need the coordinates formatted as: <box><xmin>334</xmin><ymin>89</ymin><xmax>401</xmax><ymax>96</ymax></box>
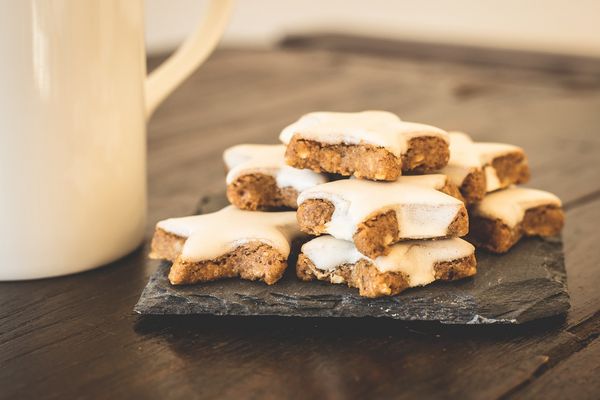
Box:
<box><xmin>296</xmin><ymin>253</ymin><xmax>477</xmax><ymax>298</ymax></box>
<box><xmin>469</xmin><ymin>205</ymin><xmax>564</xmax><ymax>253</ymax></box>
<box><xmin>226</xmin><ymin>173</ymin><xmax>298</xmax><ymax>210</ymax></box>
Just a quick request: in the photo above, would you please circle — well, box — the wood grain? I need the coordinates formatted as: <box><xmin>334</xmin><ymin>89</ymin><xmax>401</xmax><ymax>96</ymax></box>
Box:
<box><xmin>1</xmin><ymin>38</ymin><xmax>599</xmax><ymax>399</ymax></box>
<box><xmin>510</xmin><ymin>321</ymin><xmax>600</xmax><ymax>400</ymax></box>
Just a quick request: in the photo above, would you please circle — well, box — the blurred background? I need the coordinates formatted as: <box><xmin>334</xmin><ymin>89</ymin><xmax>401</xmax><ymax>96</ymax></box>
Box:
<box><xmin>145</xmin><ymin>0</ymin><xmax>600</xmax><ymax>57</ymax></box>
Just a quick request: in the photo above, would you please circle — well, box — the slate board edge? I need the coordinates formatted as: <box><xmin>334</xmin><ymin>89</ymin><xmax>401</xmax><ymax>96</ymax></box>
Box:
<box><xmin>134</xmin><ymin>256</ymin><xmax>570</xmax><ymax>325</ymax></box>
<box><xmin>134</xmin><ymin>193</ymin><xmax>570</xmax><ymax>325</ymax></box>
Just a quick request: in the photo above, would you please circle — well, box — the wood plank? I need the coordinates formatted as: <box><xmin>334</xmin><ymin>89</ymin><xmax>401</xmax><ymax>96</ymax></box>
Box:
<box><xmin>562</xmin><ymin>197</ymin><xmax>600</xmax><ymax>326</ymax></box>
<box><xmin>510</xmin><ymin>336</ymin><xmax>600</xmax><ymax>400</ymax></box>
<box><xmin>280</xmin><ymin>33</ymin><xmax>600</xmax><ymax>77</ymax></box>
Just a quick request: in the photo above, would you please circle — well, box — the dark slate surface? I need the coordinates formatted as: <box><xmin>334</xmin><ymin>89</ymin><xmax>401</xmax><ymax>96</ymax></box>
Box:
<box><xmin>135</xmin><ymin>193</ymin><xmax>570</xmax><ymax>324</ymax></box>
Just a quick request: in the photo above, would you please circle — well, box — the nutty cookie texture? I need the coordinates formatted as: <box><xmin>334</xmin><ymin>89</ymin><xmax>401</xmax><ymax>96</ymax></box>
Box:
<box><xmin>224</xmin><ymin>144</ymin><xmax>326</xmax><ymax>210</ymax></box>
<box><xmin>296</xmin><ymin>176</ymin><xmax>468</xmax><ymax>258</ymax></box>
<box><xmin>279</xmin><ymin>111</ymin><xmax>450</xmax><ymax>180</ymax></box>
<box><xmin>150</xmin><ymin>206</ymin><xmax>302</xmax><ymax>285</ymax></box>
<box><xmin>468</xmin><ymin>187</ymin><xmax>564</xmax><ymax>253</ymax></box>
<box><xmin>297</xmin><ymin>236</ymin><xmax>476</xmax><ymax>298</ymax></box>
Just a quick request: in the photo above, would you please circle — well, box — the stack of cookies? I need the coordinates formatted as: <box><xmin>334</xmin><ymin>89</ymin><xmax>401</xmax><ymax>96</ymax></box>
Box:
<box><xmin>149</xmin><ymin>110</ymin><xmax>565</xmax><ymax>298</ymax></box>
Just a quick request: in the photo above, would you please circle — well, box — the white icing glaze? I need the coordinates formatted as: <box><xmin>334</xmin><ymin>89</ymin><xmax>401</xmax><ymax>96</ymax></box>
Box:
<box><xmin>297</xmin><ymin>178</ymin><xmax>464</xmax><ymax>240</ymax></box>
<box><xmin>474</xmin><ymin>142</ymin><xmax>522</xmax><ymax>165</ymax></box>
<box><xmin>279</xmin><ymin>111</ymin><xmax>448</xmax><ymax>157</ymax></box>
<box><xmin>224</xmin><ymin>144</ymin><xmax>326</xmax><ymax>192</ymax></box>
<box><xmin>483</xmin><ymin>165</ymin><xmax>502</xmax><ymax>192</ymax></box>
<box><xmin>157</xmin><ymin>206</ymin><xmax>300</xmax><ymax>262</ymax></box>
<box><xmin>301</xmin><ymin>235</ymin><xmax>364</xmax><ymax>271</ymax></box>
<box><xmin>223</xmin><ymin>144</ymin><xmax>258</xmax><ymax>170</ymax></box>
<box><xmin>302</xmin><ymin>235</ymin><xmax>474</xmax><ymax>287</ymax></box>
<box><xmin>472</xmin><ymin>187</ymin><xmax>562</xmax><ymax>227</ymax></box>
<box><xmin>440</xmin><ymin>132</ymin><xmax>482</xmax><ymax>187</ymax></box>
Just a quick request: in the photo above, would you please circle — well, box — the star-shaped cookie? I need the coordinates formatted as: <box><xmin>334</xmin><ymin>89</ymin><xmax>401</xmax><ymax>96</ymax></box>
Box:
<box><xmin>279</xmin><ymin>111</ymin><xmax>450</xmax><ymax>180</ymax></box>
<box><xmin>468</xmin><ymin>187</ymin><xmax>564</xmax><ymax>253</ymax></box>
<box><xmin>150</xmin><ymin>206</ymin><xmax>303</xmax><ymax>285</ymax></box>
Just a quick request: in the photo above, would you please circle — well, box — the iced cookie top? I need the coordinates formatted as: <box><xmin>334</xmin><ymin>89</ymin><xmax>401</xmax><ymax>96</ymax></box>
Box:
<box><xmin>391</xmin><ymin>174</ymin><xmax>449</xmax><ymax>190</ymax></box>
<box><xmin>224</xmin><ymin>144</ymin><xmax>327</xmax><ymax>192</ymax></box>
<box><xmin>157</xmin><ymin>206</ymin><xmax>301</xmax><ymax>262</ymax></box>
<box><xmin>475</xmin><ymin>142</ymin><xmax>524</xmax><ymax>165</ymax></box>
<box><xmin>471</xmin><ymin>187</ymin><xmax>561</xmax><ymax>227</ymax></box>
<box><xmin>301</xmin><ymin>235</ymin><xmax>474</xmax><ymax>287</ymax></box>
<box><xmin>298</xmin><ymin>178</ymin><xmax>464</xmax><ymax>240</ymax></box>
<box><xmin>441</xmin><ymin>131</ymin><xmax>526</xmax><ymax>191</ymax></box>
<box><xmin>279</xmin><ymin>111</ymin><xmax>448</xmax><ymax>157</ymax></box>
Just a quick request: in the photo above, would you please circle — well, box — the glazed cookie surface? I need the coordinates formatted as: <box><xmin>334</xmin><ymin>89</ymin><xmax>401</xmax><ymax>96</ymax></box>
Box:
<box><xmin>279</xmin><ymin>111</ymin><xmax>450</xmax><ymax>180</ymax></box>
<box><xmin>224</xmin><ymin>144</ymin><xmax>327</xmax><ymax>210</ymax></box>
<box><xmin>296</xmin><ymin>177</ymin><xmax>468</xmax><ymax>258</ymax></box>
<box><xmin>150</xmin><ymin>206</ymin><xmax>302</xmax><ymax>285</ymax></box>
<box><xmin>297</xmin><ymin>235</ymin><xmax>476</xmax><ymax>298</ymax></box>
<box><xmin>468</xmin><ymin>187</ymin><xmax>564</xmax><ymax>253</ymax></box>
<box><xmin>440</xmin><ymin>132</ymin><xmax>530</xmax><ymax>202</ymax></box>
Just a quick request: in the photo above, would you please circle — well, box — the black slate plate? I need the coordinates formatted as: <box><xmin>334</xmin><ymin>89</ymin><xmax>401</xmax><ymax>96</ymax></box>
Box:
<box><xmin>135</xmin><ymin>193</ymin><xmax>569</xmax><ymax>324</ymax></box>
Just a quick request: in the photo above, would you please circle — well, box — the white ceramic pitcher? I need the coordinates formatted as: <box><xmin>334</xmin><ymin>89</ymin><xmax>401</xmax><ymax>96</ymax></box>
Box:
<box><xmin>0</xmin><ymin>0</ymin><xmax>233</xmax><ymax>280</ymax></box>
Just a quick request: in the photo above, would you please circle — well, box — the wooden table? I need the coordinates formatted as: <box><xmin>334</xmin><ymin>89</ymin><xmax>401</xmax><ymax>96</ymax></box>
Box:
<box><xmin>2</xmin><ymin>35</ymin><xmax>600</xmax><ymax>399</ymax></box>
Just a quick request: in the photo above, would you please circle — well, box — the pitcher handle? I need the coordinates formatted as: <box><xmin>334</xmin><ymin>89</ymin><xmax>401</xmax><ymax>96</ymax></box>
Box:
<box><xmin>145</xmin><ymin>0</ymin><xmax>234</xmax><ymax>118</ymax></box>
